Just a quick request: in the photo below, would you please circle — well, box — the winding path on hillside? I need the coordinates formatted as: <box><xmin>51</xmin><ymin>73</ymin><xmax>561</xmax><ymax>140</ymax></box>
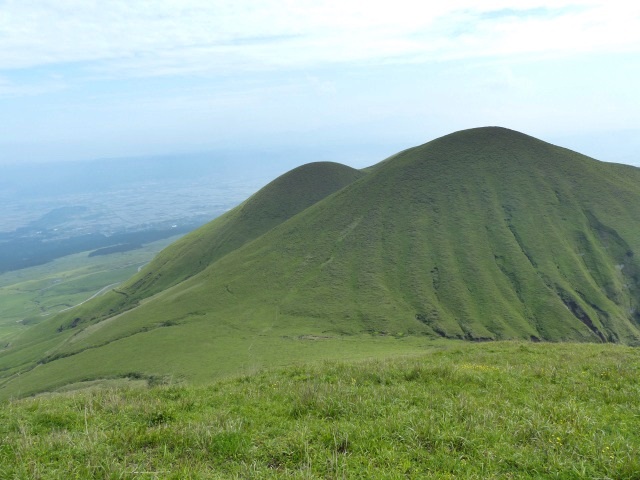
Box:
<box><xmin>57</xmin><ymin>282</ymin><xmax>121</xmax><ymax>313</ymax></box>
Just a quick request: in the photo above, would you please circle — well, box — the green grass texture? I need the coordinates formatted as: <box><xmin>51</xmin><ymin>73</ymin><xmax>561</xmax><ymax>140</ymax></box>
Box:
<box><xmin>0</xmin><ymin>236</ymin><xmax>182</xmax><ymax>342</ymax></box>
<box><xmin>1</xmin><ymin>342</ymin><xmax>638</xmax><ymax>478</ymax></box>
<box><xmin>3</xmin><ymin>127</ymin><xmax>640</xmax><ymax>397</ymax></box>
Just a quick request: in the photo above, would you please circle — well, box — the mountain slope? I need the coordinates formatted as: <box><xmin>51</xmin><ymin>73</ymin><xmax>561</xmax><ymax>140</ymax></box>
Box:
<box><xmin>2</xmin><ymin>127</ymin><xmax>640</xmax><ymax>397</ymax></box>
<box><xmin>170</xmin><ymin>126</ymin><xmax>640</xmax><ymax>343</ymax></box>
<box><xmin>123</xmin><ymin>161</ymin><xmax>366</xmax><ymax>299</ymax></box>
<box><xmin>34</xmin><ymin>161</ymin><xmax>366</xmax><ymax>326</ymax></box>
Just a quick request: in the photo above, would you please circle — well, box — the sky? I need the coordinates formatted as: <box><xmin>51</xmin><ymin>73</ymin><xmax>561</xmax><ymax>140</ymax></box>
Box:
<box><xmin>0</xmin><ymin>0</ymin><xmax>639</xmax><ymax>167</ymax></box>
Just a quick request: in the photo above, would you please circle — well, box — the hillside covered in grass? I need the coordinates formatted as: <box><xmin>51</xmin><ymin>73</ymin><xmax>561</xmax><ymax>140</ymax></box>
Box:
<box><xmin>2</xmin><ymin>127</ymin><xmax>640</xmax><ymax>398</ymax></box>
<box><xmin>1</xmin><ymin>342</ymin><xmax>639</xmax><ymax>478</ymax></box>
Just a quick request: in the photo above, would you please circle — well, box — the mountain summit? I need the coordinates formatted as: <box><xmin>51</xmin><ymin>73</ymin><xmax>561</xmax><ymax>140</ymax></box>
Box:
<box><xmin>3</xmin><ymin>127</ymin><xmax>640</xmax><ymax>396</ymax></box>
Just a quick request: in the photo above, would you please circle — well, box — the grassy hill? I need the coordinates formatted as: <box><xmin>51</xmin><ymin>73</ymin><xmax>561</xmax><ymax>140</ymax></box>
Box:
<box><xmin>2</xmin><ymin>127</ymin><xmax>640</xmax><ymax>398</ymax></box>
<box><xmin>45</xmin><ymin>161</ymin><xmax>365</xmax><ymax>324</ymax></box>
<box><xmin>121</xmin><ymin>161</ymin><xmax>365</xmax><ymax>301</ymax></box>
<box><xmin>0</xmin><ymin>235</ymin><xmax>184</xmax><ymax>342</ymax></box>
<box><xmin>2</xmin><ymin>342</ymin><xmax>639</xmax><ymax>478</ymax></box>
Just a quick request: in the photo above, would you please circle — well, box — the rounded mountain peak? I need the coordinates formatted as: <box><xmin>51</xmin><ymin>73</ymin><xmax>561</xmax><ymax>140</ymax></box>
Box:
<box><xmin>114</xmin><ymin>161</ymin><xmax>364</xmax><ymax>302</ymax></box>
<box><xmin>369</xmin><ymin>126</ymin><xmax>581</xmax><ymax>179</ymax></box>
<box><xmin>241</xmin><ymin>161</ymin><xmax>365</xmax><ymax>222</ymax></box>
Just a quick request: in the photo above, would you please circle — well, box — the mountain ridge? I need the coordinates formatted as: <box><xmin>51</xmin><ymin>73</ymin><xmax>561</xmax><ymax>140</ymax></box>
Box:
<box><xmin>2</xmin><ymin>126</ymin><xmax>640</xmax><ymax>398</ymax></box>
<box><xmin>121</xmin><ymin>161</ymin><xmax>365</xmax><ymax>302</ymax></box>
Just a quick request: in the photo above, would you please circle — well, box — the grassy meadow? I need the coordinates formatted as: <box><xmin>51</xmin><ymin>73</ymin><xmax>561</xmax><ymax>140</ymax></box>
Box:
<box><xmin>4</xmin><ymin>128</ymin><xmax>640</xmax><ymax>401</ymax></box>
<box><xmin>0</xmin><ymin>236</ymin><xmax>182</xmax><ymax>342</ymax></box>
<box><xmin>2</xmin><ymin>129</ymin><xmax>640</xmax><ymax>478</ymax></box>
<box><xmin>1</xmin><ymin>341</ymin><xmax>639</xmax><ymax>479</ymax></box>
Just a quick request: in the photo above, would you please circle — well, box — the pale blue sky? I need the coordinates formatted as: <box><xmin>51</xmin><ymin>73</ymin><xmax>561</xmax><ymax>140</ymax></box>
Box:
<box><xmin>1</xmin><ymin>0</ymin><xmax>639</xmax><ymax>166</ymax></box>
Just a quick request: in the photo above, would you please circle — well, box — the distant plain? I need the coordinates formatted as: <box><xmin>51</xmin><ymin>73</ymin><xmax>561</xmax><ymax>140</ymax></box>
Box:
<box><xmin>0</xmin><ymin>235</ymin><xmax>181</xmax><ymax>342</ymax></box>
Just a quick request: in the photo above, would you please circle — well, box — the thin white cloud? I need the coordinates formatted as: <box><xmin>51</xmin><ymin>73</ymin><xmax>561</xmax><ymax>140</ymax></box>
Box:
<box><xmin>1</xmin><ymin>0</ymin><xmax>638</xmax><ymax>81</ymax></box>
<box><xmin>0</xmin><ymin>74</ymin><xmax>67</xmax><ymax>97</ymax></box>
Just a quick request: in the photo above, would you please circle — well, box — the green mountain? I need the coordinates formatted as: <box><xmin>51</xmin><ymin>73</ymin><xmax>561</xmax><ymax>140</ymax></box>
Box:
<box><xmin>3</xmin><ymin>127</ymin><xmax>640</xmax><ymax>397</ymax></box>
<box><xmin>121</xmin><ymin>161</ymin><xmax>366</xmax><ymax>302</ymax></box>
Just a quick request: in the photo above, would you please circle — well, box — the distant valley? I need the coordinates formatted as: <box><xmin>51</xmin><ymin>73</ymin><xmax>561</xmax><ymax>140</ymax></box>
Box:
<box><xmin>0</xmin><ymin>152</ymin><xmax>298</xmax><ymax>272</ymax></box>
<box><xmin>3</xmin><ymin>126</ymin><xmax>640</xmax><ymax>399</ymax></box>
<box><xmin>0</xmin><ymin>151</ymin><xmax>296</xmax><ymax>341</ymax></box>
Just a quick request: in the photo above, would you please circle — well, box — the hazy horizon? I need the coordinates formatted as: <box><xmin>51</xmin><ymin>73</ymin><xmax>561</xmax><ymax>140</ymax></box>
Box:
<box><xmin>1</xmin><ymin>1</ymin><xmax>638</xmax><ymax>168</ymax></box>
<box><xmin>2</xmin><ymin>126</ymin><xmax>639</xmax><ymax>170</ymax></box>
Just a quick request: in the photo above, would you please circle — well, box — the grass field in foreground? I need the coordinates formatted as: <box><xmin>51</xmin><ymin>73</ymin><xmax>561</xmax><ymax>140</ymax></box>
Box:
<box><xmin>1</xmin><ymin>341</ymin><xmax>638</xmax><ymax>479</ymax></box>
